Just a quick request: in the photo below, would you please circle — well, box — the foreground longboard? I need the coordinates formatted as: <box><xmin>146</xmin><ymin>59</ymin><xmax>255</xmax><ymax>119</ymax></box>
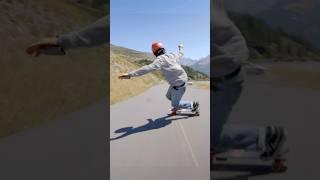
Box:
<box><xmin>212</xmin><ymin>150</ymin><xmax>288</xmax><ymax>173</ymax></box>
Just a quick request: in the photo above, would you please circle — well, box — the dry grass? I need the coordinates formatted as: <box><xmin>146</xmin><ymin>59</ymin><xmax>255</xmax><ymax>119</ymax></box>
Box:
<box><xmin>192</xmin><ymin>81</ymin><xmax>210</xmax><ymax>90</ymax></box>
<box><xmin>110</xmin><ymin>52</ymin><xmax>159</xmax><ymax>104</ymax></box>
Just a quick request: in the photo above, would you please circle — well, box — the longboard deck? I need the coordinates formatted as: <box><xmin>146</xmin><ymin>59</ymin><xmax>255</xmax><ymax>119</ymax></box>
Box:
<box><xmin>213</xmin><ymin>150</ymin><xmax>288</xmax><ymax>173</ymax></box>
<box><xmin>168</xmin><ymin>108</ymin><xmax>200</xmax><ymax>116</ymax></box>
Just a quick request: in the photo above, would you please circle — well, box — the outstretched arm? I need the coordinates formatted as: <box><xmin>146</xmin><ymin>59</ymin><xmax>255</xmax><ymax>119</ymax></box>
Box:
<box><xmin>177</xmin><ymin>43</ymin><xmax>184</xmax><ymax>59</ymax></box>
<box><xmin>128</xmin><ymin>58</ymin><xmax>162</xmax><ymax>77</ymax></box>
<box><xmin>26</xmin><ymin>16</ymin><xmax>109</xmax><ymax>57</ymax></box>
<box><xmin>212</xmin><ymin>0</ymin><xmax>249</xmax><ymax>71</ymax></box>
<box><xmin>57</xmin><ymin>16</ymin><xmax>109</xmax><ymax>49</ymax></box>
<box><xmin>119</xmin><ymin>58</ymin><xmax>162</xmax><ymax>79</ymax></box>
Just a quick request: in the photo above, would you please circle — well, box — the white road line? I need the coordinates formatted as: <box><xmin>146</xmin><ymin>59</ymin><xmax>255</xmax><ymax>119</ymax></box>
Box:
<box><xmin>176</xmin><ymin>121</ymin><xmax>200</xmax><ymax>167</ymax></box>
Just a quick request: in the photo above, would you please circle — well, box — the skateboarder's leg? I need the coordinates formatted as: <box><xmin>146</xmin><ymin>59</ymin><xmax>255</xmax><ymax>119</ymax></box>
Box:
<box><xmin>179</xmin><ymin>100</ymin><xmax>193</xmax><ymax>109</ymax></box>
<box><xmin>218</xmin><ymin>125</ymin><xmax>266</xmax><ymax>151</ymax></box>
<box><xmin>170</xmin><ymin>86</ymin><xmax>186</xmax><ymax>111</ymax></box>
<box><xmin>166</xmin><ymin>87</ymin><xmax>172</xmax><ymax>101</ymax></box>
<box><xmin>212</xmin><ymin>78</ymin><xmax>241</xmax><ymax>150</ymax></box>
<box><xmin>169</xmin><ymin>86</ymin><xmax>197</xmax><ymax>113</ymax></box>
<box><xmin>212</xmin><ymin>78</ymin><xmax>265</xmax><ymax>151</ymax></box>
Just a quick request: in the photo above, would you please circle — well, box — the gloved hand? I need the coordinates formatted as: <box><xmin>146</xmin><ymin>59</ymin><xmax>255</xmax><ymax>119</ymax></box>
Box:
<box><xmin>26</xmin><ymin>37</ymin><xmax>65</xmax><ymax>57</ymax></box>
<box><xmin>178</xmin><ymin>43</ymin><xmax>184</xmax><ymax>50</ymax></box>
<box><xmin>118</xmin><ymin>73</ymin><xmax>131</xmax><ymax>79</ymax></box>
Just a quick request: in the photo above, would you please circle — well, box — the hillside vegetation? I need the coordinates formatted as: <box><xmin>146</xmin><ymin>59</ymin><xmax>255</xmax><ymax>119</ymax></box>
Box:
<box><xmin>229</xmin><ymin>11</ymin><xmax>320</xmax><ymax>62</ymax></box>
<box><xmin>110</xmin><ymin>45</ymin><xmax>153</xmax><ymax>62</ymax></box>
<box><xmin>182</xmin><ymin>66</ymin><xmax>209</xmax><ymax>81</ymax></box>
<box><xmin>0</xmin><ymin>0</ymin><xmax>107</xmax><ymax>138</ymax></box>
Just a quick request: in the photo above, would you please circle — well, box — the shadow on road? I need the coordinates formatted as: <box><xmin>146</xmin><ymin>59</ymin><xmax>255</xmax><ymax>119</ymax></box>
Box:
<box><xmin>110</xmin><ymin>115</ymin><xmax>189</xmax><ymax>141</ymax></box>
<box><xmin>212</xmin><ymin>163</ymin><xmax>274</xmax><ymax>180</ymax></box>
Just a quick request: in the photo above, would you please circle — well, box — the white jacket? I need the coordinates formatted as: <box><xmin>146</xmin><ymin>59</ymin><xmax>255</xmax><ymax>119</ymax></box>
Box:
<box><xmin>129</xmin><ymin>47</ymin><xmax>188</xmax><ymax>86</ymax></box>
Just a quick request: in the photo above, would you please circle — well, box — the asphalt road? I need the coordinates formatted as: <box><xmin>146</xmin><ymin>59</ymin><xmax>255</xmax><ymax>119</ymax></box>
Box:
<box><xmin>0</xmin><ymin>83</ymin><xmax>209</xmax><ymax>180</ymax></box>
<box><xmin>110</xmin><ymin>84</ymin><xmax>210</xmax><ymax>180</ymax></box>
<box><xmin>2</xmin><ymin>66</ymin><xmax>317</xmax><ymax>180</ymax></box>
<box><xmin>212</xmin><ymin>75</ymin><xmax>320</xmax><ymax>180</ymax></box>
<box><xmin>0</xmin><ymin>99</ymin><xmax>108</xmax><ymax>180</ymax></box>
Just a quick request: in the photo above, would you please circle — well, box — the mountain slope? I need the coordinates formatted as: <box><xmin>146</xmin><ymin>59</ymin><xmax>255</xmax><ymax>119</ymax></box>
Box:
<box><xmin>257</xmin><ymin>0</ymin><xmax>320</xmax><ymax>48</ymax></box>
<box><xmin>110</xmin><ymin>44</ymin><xmax>153</xmax><ymax>62</ymax></box>
<box><xmin>192</xmin><ymin>55</ymin><xmax>210</xmax><ymax>75</ymax></box>
<box><xmin>228</xmin><ymin>11</ymin><xmax>320</xmax><ymax>61</ymax></box>
<box><xmin>181</xmin><ymin>57</ymin><xmax>196</xmax><ymax>66</ymax></box>
<box><xmin>224</xmin><ymin>0</ymin><xmax>320</xmax><ymax>49</ymax></box>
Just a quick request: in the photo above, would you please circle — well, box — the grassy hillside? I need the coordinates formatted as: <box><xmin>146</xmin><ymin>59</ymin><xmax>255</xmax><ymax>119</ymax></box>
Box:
<box><xmin>110</xmin><ymin>47</ymin><xmax>159</xmax><ymax>104</ymax></box>
<box><xmin>257</xmin><ymin>0</ymin><xmax>320</xmax><ymax>48</ymax></box>
<box><xmin>182</xmin><ymin>66</ymin><xmax>209</xmax><ymax>81</ymax></box>
<box><xmin>111</xmin><ymin>44</ymin><xmax>153</xmax><ymax>62</ymax></box>
<box><xmin>228</xmin><ymin>11</ymin><xmax>320</xmax><ymax>62</ymax></box>
<box><xmin>0</xmin><ymin>0</ymin><xmax>107</xmax><ymax>138</ymax></box>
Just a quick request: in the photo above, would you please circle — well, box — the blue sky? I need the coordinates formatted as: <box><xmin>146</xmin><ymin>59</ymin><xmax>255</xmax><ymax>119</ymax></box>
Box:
<box><xmin>110</xmin><ymin>0</ymin><xmax>210</xmax><ymax>60</ymax></box>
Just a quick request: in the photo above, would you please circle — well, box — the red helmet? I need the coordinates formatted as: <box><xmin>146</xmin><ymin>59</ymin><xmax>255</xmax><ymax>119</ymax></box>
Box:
<box><xmin>152</xmin><ymin>42</ymin><xmax>164</xmax><ymax>55</ymax></box>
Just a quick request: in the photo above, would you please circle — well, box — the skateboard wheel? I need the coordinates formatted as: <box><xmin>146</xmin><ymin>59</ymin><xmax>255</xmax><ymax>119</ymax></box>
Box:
<box><xmin>272</xmin><ymin>159</ymin><xmax>287</xmax><ymax>173</ymax></box>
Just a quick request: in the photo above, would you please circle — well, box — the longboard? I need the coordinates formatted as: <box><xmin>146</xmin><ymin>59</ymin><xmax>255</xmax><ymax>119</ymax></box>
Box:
<box><xmin>168</xmin><ymin>108</ymin><xmax>200</xmax><ymax>116</ymax></box>
<box><xmin>212</xmin><ymin>149</ymin><xmax>288</xmax><ymax>173</ymax></box>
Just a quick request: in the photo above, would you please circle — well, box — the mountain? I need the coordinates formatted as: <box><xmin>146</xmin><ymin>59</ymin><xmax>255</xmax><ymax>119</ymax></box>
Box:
<box><xmin>224</xmin><ymin>0</ymin><xmax>320</xmax><ymax>48</ymax></box>
<box><xmin>228</xmin><ymin>11</ymin><xmax>320</xmax><ymax>61</ymax></box>
<box><xmin>192</xmin><ymin>55</ymin><xmax>210</xmax><ymax>75</ymax></box>
<box><xmin>181</xmin><ymin>57</ymin><xmax>196</xmax><ymax>66</ymax></box>
<box><xmin>257</xmin><ymin>0</ymin><xmax>320</xmax><ymax>48</ymax></box>
<box><xmin>182</xmin><ymin>65</ymin><xmax>209</xmax><ymax>81</ymax></box>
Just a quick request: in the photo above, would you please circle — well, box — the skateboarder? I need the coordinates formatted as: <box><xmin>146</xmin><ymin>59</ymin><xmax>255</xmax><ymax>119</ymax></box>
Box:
<box><xmin>25</xmin><ymin>17</ymin><xmax>199</xmax><ymax>116</ymax></box>
<box><xmin>118</xmin><ymin>42</ymin><xmax>199</xmax><ymax>116</ymax></box>
<box><xmin>212</xmin><ymin>0</ymin><xmax>288</xmax><ymax>161</ymax></box>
